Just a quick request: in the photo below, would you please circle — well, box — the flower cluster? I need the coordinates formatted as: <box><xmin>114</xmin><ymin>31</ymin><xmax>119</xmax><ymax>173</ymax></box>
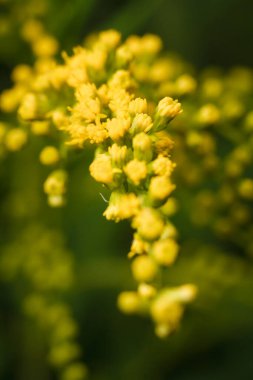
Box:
<box><xmin>0</xmin><ymin>28</ymin><xmax>197</xmax><ymax>338</ymax></box>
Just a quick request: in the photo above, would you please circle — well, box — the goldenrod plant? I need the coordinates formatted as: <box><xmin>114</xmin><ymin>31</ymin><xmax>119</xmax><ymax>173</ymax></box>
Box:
<box><xmin>0</xmin><ymin>7</ymin><xmax>253</xmax><ymax>380</ymax></box>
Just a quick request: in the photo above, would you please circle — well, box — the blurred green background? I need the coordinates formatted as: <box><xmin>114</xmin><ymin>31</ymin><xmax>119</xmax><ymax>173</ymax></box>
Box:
<box><xmin>1</xmin><ymin>0</ymin><xmax>253</xmax><ymax>379</ymax></box>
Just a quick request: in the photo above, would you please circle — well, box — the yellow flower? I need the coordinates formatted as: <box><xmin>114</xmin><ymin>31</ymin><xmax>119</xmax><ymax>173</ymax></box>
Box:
<box><xmin>175</xmin><ymin>74</ymin><xmax>197</xmax><ymax>95</ymax></box>
<box><xmin>131</xmin><ymin>255</ymin><xmax>158</xmax><ymax>283</ymax></box>
<box><xmin>106</xmin><ymin>116</ymin><xmax>131</xmax><ymax>141</ymax></box>
<box><xmin>117</xmin><ymin>291</ymin><xmax>141</xmax><ymax>314</ymax></box>
<box><xmin>129</xmin><ymin>98</ymin><xmax>147</xmax><ymax>115</ymax></box>
<box><xmin>103</xmin><ymin>192</ymin><xmax>140</xmax><ymax>221</ymax></box>
<box><xmin>18</xmin><ymin>93</ymin><xmax>38</xmax><ymax>120</ymax></box>
<box><xmin>131</xmin><ymin>113</ymin><xmax>153</xmax><ymax>135</ymax></box>
<box><xmin>39</xmin><ymin>146</ymin><xmax>60</xmax><ymax>165</ymax></box>
<box><xmin>156</xmin><ymin>97</ymin><xmax>182</xmax><ymax>119</ymax></box>
<box><xmin>32</xmin><ymin>35</ymin><xmax>59</xmax><ymax>57</ymax></box>
<box><xmin>108</xmin><ymin>144</ymin><xmax>129</xmax><ymax>167</ymax></box>
<box><xmin>132</xmin><ymin>208</ymin><xmax>164</xmax><ymax>241</ymax></box>
<box><xmin>124</xmin><ymin>159</ymin><xmax>147</xmax><ymax>185</ymax></box>
<box><xmin>197</xmin><ymin>104</ymin><xmax>220</xmax><ymax>125</ymax></box>
<box><xmin>99</xmin><ymin>29</ymin><xmax>121</xmax><ymax>49</ymax></box>
<box><xmin>132</xmin><ymin>132</ymin><xmax>153</xmax><ymax>161</ymax></box>
<box><xmin>149</xmin><ymin>176</ymin><xmax>175</xmax><ymax>201</ymax></box>
<box><xmin>5</xmin><ymin>129</ymin><xmax>27</xmax><ymax>151</ymax></box>
<box><xmin>89</xmin><ymin>154</ymin><xmax>115</xmax><ymax>185</ymax></box>
<box><xmin>151</xmin><ymin>239</ymin><xmax>179</xmax><ymax>266</ymax></box>
<box><xmin>152</xmin><ymin>155</ymin><xmax>175</xmax><ymax>177</ymax></box>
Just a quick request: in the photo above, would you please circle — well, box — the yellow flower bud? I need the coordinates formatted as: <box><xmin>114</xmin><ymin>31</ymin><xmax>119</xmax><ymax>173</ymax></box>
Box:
<box><xmin>18</xmin><ymin>93</ymin><xmax>38</xmax><ymax>120</ymax></box>
<box><xmin>11</xmin><ymin>64</ymin><xmax>33</xmax><ymax>83</ymax></box>
<box><xmin>32</xmin><ymin>35</ymin><xmax>59</xmax><ymax>57</ymax></box>
<box><xmin>138</xmin><ymin>283</ymin><xmax>157</xmax><ymax>298</ymax></box>
<box><xmin>129</xmin><ymin>98</ymin><xmax>147</xmax><ymax>115</ymax></box>
<box><xmin>5</xmin><ymin>129</ymin><xmax>27</xmax><ymax>151</ymax></box>
<box><xmin>156</xmin><ymin>97</ymin><xmax>182</xmax><ymax>119</ymax></box>
<box><xmin>132</xmin><ymin>208</ymin><xmax>164</xmax><ymax>241</ymax></box>
<box><xmin>108</xmin><ymin>144</ymin><xmax>129</xmax><ymax>167</ymax></box>
<box><xmin>151</xmin><ymin>296</ymin><xmax>183</xmax><ymax>327</ymax></box>
<box><xmin>89</xmin><ymin>154</ymin><xmax>115</xmax><ymax>185</ymax></box>
<box><xmin>117</xmin><ymin>291</ymin><xmax>141</xmax><ymax>314</ymax></box>
<box><xmin>106</xmin><ymin>117</ymin><xmax>131</xmax><ymax>141</ymax></box>
<box><xmin>141</xmin><ymin>34</ymin><xmax>162</xmax><ymax>55</ymax></box>
<box><xmin>175</xmin><ymin>74</ymin><xmax>197</xmax><ymax>95</ymax></box>
<box><xmin>109</xmin><ymin>70</ymin><xmax>134</xmax><ymax>90</ymax></box>
<box><xmin>131</xmin><ymin>255</ymin><xmax>158</xmax><ymax>282</ymax></box>
<box><xmin>21</xmin><ymin>19</ymin><xmax>44</xmax><ymax>42</ymax></box>
<box><xmin>103</xmin><ymin>192</ymin><xmax>140</xmax><ymax>221</ymax></box>
<box><xmin>131</xmin><ymin>113</ymin><xmax>153</xmax><ymax>135</ymax></box>
<box><xmin>152</xmin><ymin>239</ymin><xmax>179</xmax><ymax>266</ymax></box>
<box><xmin>39</xmin><ymin>146</ymin><xmax>60</xmax><ymax>165</ymax></box>
<box><xmin>149</xmin><ymin>176</ymin><xmax>175</xmax><ymax>201</ymax></box>
<box><xmin>124</xmin><ymin>159</ymin><xmax>147</xmax><ymax>185</ymax></box>
<box><xmin>133</xmin><ymin>132</ymin><xmax>153</xmax><ymax>161</ymax></box>
<box><xmin>99</xmin><ymin>29</ymin><xmax>121</xmax><ymax>49</ymax></box>
<box><xmin>152</xmin><ymin>155</ymin><xmax>175</xmax><ymax>177</ymax></box>
<box><xmin>128</xmin><ymin>234</ymin><xmax>150</xmax><ymax>257</ymax></box>
<box><xmin>115</xmin><ymin>45</ymin><xmax>133</xmax><ymax>67</ymax></box>
<box><xmin>44</xmin><ymin>170</ymin><xmax>67</xmax><ymax>196</ymax></box>
<box><xmin>31</xmin><ymin>120</ymin><xmax>50</xmax><ymax>135</ymax></box>
<box><xmin>197</xmin><ymin>104</ymin><xmax>220</xmax><ymax>125</ymax></box>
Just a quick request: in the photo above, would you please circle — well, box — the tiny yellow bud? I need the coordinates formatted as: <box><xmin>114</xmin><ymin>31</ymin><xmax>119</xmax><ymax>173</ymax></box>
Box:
<box><xmin>129</xmin><ymin>98</ymin><xmax>147</xmax><ymax>115</ymax></box>
<box><xmin>115</xmin><ymin>45</ymin><xmax>133</xmax><ymax>67</ymax></box>
<box><xmin>32</xmin><ymin>35</ymin><xmax>59</xmax><ymax>57</ymax></box>
<box><xmin>149</xmin><ymin>176</ymin><xmax>175</xmax><ymax>201</ymax></box>
<box><xmin>44</xmin><ymin>170</ymin><xmax>67</xmax><ymax>196</ymax></box>
<box><xmin>152</xmin><ymin>239</ymin><xmax>179</xmax><ymax>266</ymax></box>
<box><xmin>131</xmin><ymin>255</ymin><xmax>158</xmax><ymax>282</ymax></box>
<box><xmin>39</xmin><ymin>146</ymin><xmax>60</xmax><ymax>165</ymax></box>
<box><xmin>99</xmin><ymin>29</ymin><xmax>121</xmax><ymax>49</ymax></box>
<box><xmin>103</xmin><ymin>192</ymin><xmax>140</xmax><ymax>221</ymax></box>
<box><xmin>131</xmin><ymin>113</ymin><xmax>153</xmax><ymax>135</ymax></box>
<box><xmin>133</xmin><ymin>132</ymin><xmax>153</xmax><ymax>161</ymax></box>
<box><xmin>152</xmin><ymin>155</ymin><xmax>175</xmax><ymax>177</ymax></box>
<box><xmin>117</xmin><ymin>291</ymin><xmax>141</xmax><ymax>314</ymax></box>
<box><xmin>129</xmin><ymin>234</ymin><xmax>150</xmax><ymax>257</ymax></box>
<box><xmin>18</xmin><ymin>93</ymin><xmax>38</xmax><ymax>120</ymax></box>
<box><xmin>155</xmin><ymin>323</ymin><xmax>172</xmax><ymax>338</ymax></box>
<box><xmin>21</xmin><ymin>19</ymin><xmax>44</xmax><ymax>42</ymax></box>
<box><xmin>141</xmin><ymin>34</ymin><xmax>162</xmax><ymax>55</ymax></box>
<box><xmin>151</xmin><ymin>296</ymin><xmax>183</xmax><ymax>326</ymax></box>
<box><xmin>108</xmin><ymin>143</ymin><xmax>129</xmax><ymax>167</ymax></box>
<box><xmin>138</xmin><ymin>283</ymin><xmax>157</xmax><ymax>298</ymax></box>
<box><xmin>197</xmin><ymin>104</ymin><xmax>220</xmax><ymax>125</ymax></box>
<box><xmin>157</xmin><ymin>97</ymin><xmax>182</xmax><ymax>119</ymax></box>
<box><xmin>124</xmin><ymin>159</ymin><xmax>147</xmax><ymax>185</ymax></box>
<box><xmin>11</xmin><ymin>65</ymin><xmax>33</xmax><ymax>83</ymax></box>
<box><xmin>175</xmin><ymin>74</ymin><xmax>197</xmax><ymax>95</ymax></box>
<box><xmin>132</xmin><ymin>208</ymin><xmax>164</xmax><ymax>241</ymax></box>
<box><xmin>89</xmin><ymin>154</ymin><xmax>114</xmax><ymax>185</ymax></box>
<box><xmin>5</xmin><ymin>129</ymin><xmax>27</xmax><ymax>151</ymax></box>
<box><xmin>31</xmin><ymin>120</ymin><xmax>50</xmax><ymax>135</ymax></box>
<box><xmin>106</xmin><ymin>117</ymin><xmax>131</xmax><ymax>141</ymax></box>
